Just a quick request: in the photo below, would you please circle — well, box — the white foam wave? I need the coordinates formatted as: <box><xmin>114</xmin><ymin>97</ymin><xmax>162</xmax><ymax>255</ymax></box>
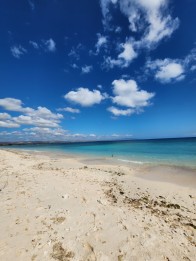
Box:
<box><xmin>117</xmin><ymin>158</ymin><xmax>148</xmax><ymax>164</ymax></box>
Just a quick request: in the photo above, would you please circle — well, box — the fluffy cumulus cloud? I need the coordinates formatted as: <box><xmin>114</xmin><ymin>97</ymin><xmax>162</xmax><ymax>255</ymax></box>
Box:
<box><xmin>0</xmin><ymin>98</ymin><xmax>63</xmax><ymax>128</ymax></box>
<box><xmin>0</xmin><ymin>127</ymin><xmax>70</xmax><ymax>142</ymax></box>
<box><xmin>64</xmin><ymin>88</ymin><xmax>106</xmax><ymax>107</ymax></box>
<box><xmin>13</xmin><ymin>107</ymin><xmax>63</xmax><ymax>128</ymax></box>
<box><xmin>0</xmin><ymin>110</ymin><xmax>20</xmax><ymax>128</ymax></box>
<box><xmin>0</xmin><ymin>113</ymin><xmax>11</xmax><ymax>120</ymax></box>
<box><xmin>23</xmin><ymin>127</ymin><xmax>68</xmax><ymax>139</ymax></box>
<box><xmin>111</xmin><ymin>79</ymin><xmax>154</xmax><ymax>107</ymax></box>
<box><xmin>13</xmin><ymin>115</ymin><xmax>60</xmax><ymax>128</ymax></box>
<box><xmin>107</xmin><ymin>106</ymin><xmax>133</xmax><ymax>116</ymax></box>
<box><xmin>108</xmin><ymin>79</ymin><xmax>154</xmax><ymax>116</ymax></box>
<box><xmin>118</xmin><ymin>41</ymin><xmax>137</xmax><ymax>63</ymax></box>
<box><xmin>146</xmin><ymin>58</ymin><xmax>185</xmax><ymax>83</ymax></box>
<box><xmin>0</xmin><ymin>98</ymin><xmax>33</xmax><ymax>113</ymax></box>
<box><xmin>27</xmin><ymin>107</ymin><xmax>63</xmax><ymax>120</ymax></box>
<box><xmin>145</xmin><ymin>47</ymin><xmax>196</xmax><ymax>83</ymax></box>
<box><xmin>156</xmin><ymin>62</ymin><xmax>184</xmax><ymax>83</ymax></box>
<box><xmin>0</xmin><ymin>120</ymin><xmax>20</xmax><ymax>128</ymax></box>
<box><xmin>0</xmin><ymin>96</ymin><xmax>135</xmax><ymax>141</ymax></box>
<box><xmin>10</xmin><ymin>45</ymin><xmax>27</xmax><ymax>58</ymax></box>
<box><xmin>81</xmin><ymin>65</ymin><xmax>93</xmax><ymax>74</ymax></box>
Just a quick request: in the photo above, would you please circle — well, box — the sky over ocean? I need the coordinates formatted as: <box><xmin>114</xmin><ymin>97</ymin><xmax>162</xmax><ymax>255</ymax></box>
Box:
<box><xmin>0</xmin><ymin>0</ymin><xmax>196</xmax><ymax>141</ymax></box>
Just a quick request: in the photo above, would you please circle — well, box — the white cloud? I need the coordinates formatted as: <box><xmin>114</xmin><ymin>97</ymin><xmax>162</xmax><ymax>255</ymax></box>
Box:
<box><xmin>100</xmin><ymin>0</ymin><xmax>118</xmax><ymax>27</ymax></box>
<box><xmin>107</xmin><ymin>79</ymin><xmax>154</xmax><ymax>117</ymax></box>
<box><xmin>111</xmin><ymin>133</ymin><xmax>132</xmax><ymax>137</ymax></box>
<box><xmin>13</xmin><ymin>115</ymin><xmax>59</xmax><ymax>128</ymax></box>
<box><xmin>81</xmin><ymin>65</ymin><xmax>93</xmax><ymax>74</ymax></box>
<box><xmin>27</xmin><ymin>107</ymin><xmax>63</xmax><ymax>120</ymax></box>
<box><xmin>29</xmin><ymin>40</ymin><xmax>39</xmax><ymax>49</ymax></box>
<box><xmin>89</xmin><ymin>134</ymin><xmax>96</xmax><ymax>137</ymax></box>
<box><xmin>100</xmin><ymin>0</ymin><xmax>112</xmax><ymax>24</ymax></box>
<box><xmin>100</xmin><ymin>0</ymin><xmax>179</xmax><ymax>67</ymax></box>
<box><xmin>118</xmin><ymin>42</ymin><xmax>137</xmax><ymax>62</ymax></box>
<box><xmin>0</xmin><ymin>98</ymin><xmax>63</xmax><ymax>128</ymax></box>
<box><xmin>0</xmin><ymin>127</ymin><xmax>69</xmax><ymax>141</ymax></box>
<box><xmin>156</xmin><ymin>62</ymin><xmax>184</xmax><ymax>83</ymax></box>
<box><xmin>0</xmin><ymin>120</ymin><xmax>20</xmax><ymax>128</ymax></box>
<box><xmin>10</xmin><ymin>45</ymin><xmax>27</xmax><ymax>58</ymax></box>
<box><xmin>103</xmin><ymin>40</ymin><xmax>137</xmax><ymax>68</ymax></box>
<box><xmin>146</xmin><ymin>58</ymin><xmax>185</xmax><ymax>83</ymax></box>
<box><xmin>0</xmin><ymin>127</ymin><xmax>134</xmax><ymax>142</ymax></box>
<box><xmin>111</xmin><ymin>79</ymin><xmax>155</xmax><ymax>108</ymax></box>
<box><xmin>107</xmin><ymin>106</ymin><xmax>133</xmax><ymax>116</ymax></box>
<box><xmin>24</xmin><ymin>127</ymin><xmax>67</xmax><ymax>136</ymax></box>
<box><xmin>58</xmin><ymin>107</ymin><xmax>80</xmax><ymax>113</ymax></box>
<box><xmin>104</xmin><ymin>57</ymin><xmax>124</xmax><ymax>69</ymax></box>
<box><xmin>0</xmin><ymin>98</ymin><xmax>33</xmax><ymax>113</ymax></box>
<box><xmin>119</xmin><ymin>0</ymin><xmax>179</xmax><ymax>48</ymax></box>
<box><xmin>13</xmin><ymin>107</ymin><xmax>63</xmax><ymax>128</ymax></box>
<box><xmin>145</xmin><ymin>47</ymin><xmax>196</xmax><ymax>83</ymax></box>
<box><xmin>96</xmin><ymin>34</ymin><xmax>107</xmax><ymax>53</ymax></box>
<box><xmin>0</xmin><ymin>113</ymin><xmax>11</xmax><ymax>120</ymax></box>
<box><xmin>64</xmin><ymin>88</ymin><xmax>106</xmax><ymax>107</ymax></box>
<box><xmin>43</xmin><ymin>38</ymin><xmax>56</xmax><ymax>52</ymax></box>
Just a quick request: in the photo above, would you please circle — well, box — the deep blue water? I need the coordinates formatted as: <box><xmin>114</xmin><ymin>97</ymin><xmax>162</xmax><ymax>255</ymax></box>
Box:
<box><xmin>3</xmin><ymin>138</ymin><xmax>196</xmax><ymax>168</ymax></box>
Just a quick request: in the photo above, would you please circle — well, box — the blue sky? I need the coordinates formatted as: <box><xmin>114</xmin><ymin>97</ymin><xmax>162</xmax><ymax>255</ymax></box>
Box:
<box><xmin>0</xmin><ymin>0</ymin><xmax>196</xmax><ymax>141</ymax></box>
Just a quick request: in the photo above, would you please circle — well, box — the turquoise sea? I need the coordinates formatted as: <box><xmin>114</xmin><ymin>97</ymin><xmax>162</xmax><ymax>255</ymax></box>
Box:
<box><xmin>4</xmin><ymin>137</ymin><xmax>196</xmax><ymax>168</ymax></box>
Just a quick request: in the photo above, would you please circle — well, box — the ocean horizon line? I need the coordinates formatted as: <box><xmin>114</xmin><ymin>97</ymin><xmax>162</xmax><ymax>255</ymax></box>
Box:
<box><xmin>0</xmin><ymin>136</ymin><xmax>196</xmax><ymax>146</ymax></box>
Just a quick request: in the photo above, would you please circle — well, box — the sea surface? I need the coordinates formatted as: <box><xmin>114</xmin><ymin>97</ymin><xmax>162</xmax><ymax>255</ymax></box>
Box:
<box><xmin>3</xmin><ymin>137</ymin><xmax>196</xmax><ymax>168</ymax></box>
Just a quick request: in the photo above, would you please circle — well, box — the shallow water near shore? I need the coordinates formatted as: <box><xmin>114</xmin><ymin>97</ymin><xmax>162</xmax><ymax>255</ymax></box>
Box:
<box><xmin>2</xmin><ymin>137</ymin><xmax>196</xmax><ymax>169</ymax></box>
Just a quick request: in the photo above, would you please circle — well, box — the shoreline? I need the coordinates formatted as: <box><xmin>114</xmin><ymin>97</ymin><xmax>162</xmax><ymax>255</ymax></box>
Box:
<box><xmin>0</xmin><ymin>149</ymin><xmax>195</xmax><ymax>260</ymax></box>
<box><xmin>3</xmin><ymin>148</ymin><xmax>196</xmax><ymax>188</ymax></box>
<box><xmin>3</xmin><ymin>146</ymin><xmax>196</xmax><ymax>168</ymax></box>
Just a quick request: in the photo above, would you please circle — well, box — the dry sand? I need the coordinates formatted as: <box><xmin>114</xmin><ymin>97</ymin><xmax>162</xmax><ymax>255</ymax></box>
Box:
<box><xmin>0</xmin><ymin>149</ymin><xmax>195</xmax><ymax>261</ymax></box>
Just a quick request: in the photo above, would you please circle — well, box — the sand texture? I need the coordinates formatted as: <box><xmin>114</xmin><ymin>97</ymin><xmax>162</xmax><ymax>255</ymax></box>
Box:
<box><xmin>0</xmin><ymin>149</ymin><xmax>195</xmax><ymax>261</ymax></box>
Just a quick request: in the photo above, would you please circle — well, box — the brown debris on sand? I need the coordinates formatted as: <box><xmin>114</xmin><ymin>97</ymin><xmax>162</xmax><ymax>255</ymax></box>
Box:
<box><xmin>51</xmin><ymin>242</ymin><xmax>74</xmax><ymax>261</ymax></box>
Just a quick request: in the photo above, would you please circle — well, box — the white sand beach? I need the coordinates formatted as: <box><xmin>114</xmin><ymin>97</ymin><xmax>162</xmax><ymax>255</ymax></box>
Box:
<box><xmin>0</xmin><ymin>149</ymin><xmax>195</xmax><ymax>261</ymax></box>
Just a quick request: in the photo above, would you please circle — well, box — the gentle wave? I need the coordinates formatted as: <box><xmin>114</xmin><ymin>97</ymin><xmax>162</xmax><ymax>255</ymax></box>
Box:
<box><xmin>117</xmin><ymin>158</ymin><xmax>148</xmax><ymax>164</ymax></box>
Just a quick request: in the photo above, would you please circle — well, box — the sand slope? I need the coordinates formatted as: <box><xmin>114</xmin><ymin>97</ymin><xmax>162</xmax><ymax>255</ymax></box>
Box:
<box><xmin>0</xmin><ymin>149</ymin><xmax>195</xmax><ymax>261</ymax></box>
